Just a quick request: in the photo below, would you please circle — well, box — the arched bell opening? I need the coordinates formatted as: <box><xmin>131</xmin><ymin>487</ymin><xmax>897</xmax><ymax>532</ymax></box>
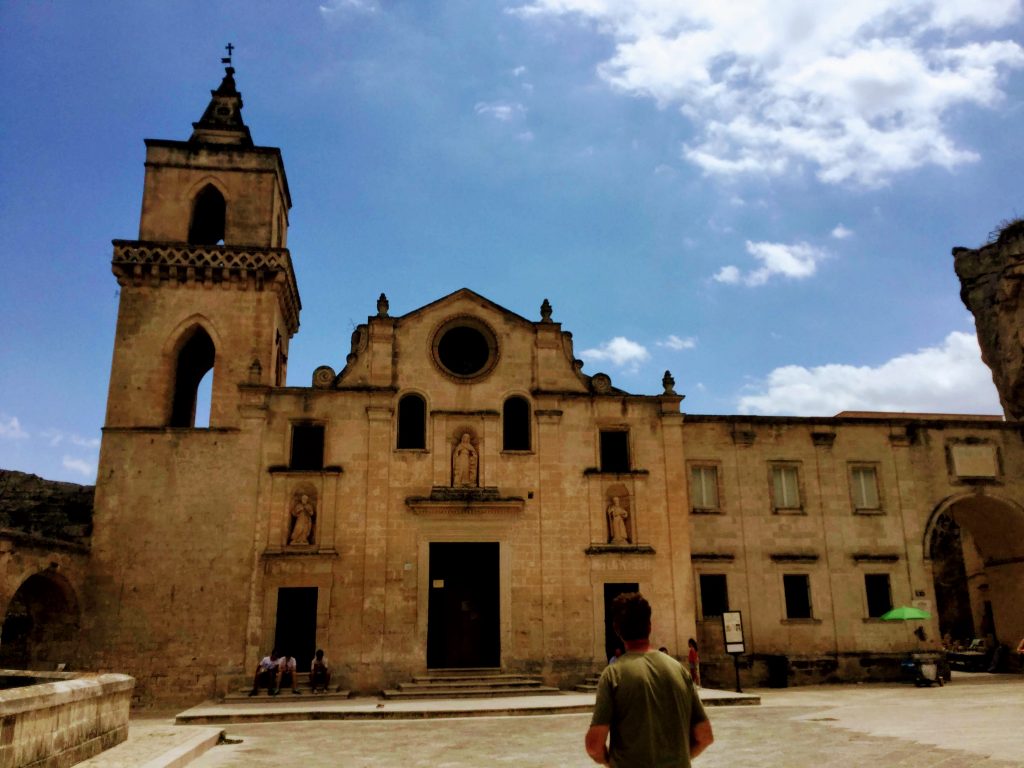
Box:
<box><xmin>170</xmin><ymin>326</ymin><xmax>216</xmax><ymax>427</ymax></box>
<box><xmin>187</xmin><ymin>184</ymin><xmax>226</xmax><ymax>245</ymax></box>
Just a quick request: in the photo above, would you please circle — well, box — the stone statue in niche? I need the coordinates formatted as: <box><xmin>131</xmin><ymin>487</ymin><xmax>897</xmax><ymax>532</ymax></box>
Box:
<box><xmin>607</xmin><ymin>495</ymin><xmax>632</xmax><ymax>544</ymax></box>
<box><xmin>452</xmin><ymin>433</ymin><xmax>479</xmax><ymax>488</ymax></box>
<box><xmin>288</xmin><ymin>492</ymin><xmax>316</xmax><ymax>546</ymax></box>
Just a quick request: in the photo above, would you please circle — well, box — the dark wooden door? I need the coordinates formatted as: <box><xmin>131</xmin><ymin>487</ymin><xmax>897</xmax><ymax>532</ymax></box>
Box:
<box><xmin>604</xmin><ymin>582</ymin><xmax>639</xmax><ymax>660</ymax></box>
<box><xmin>274</xmin><ymin>587</ymin><xmax>318</xmax><ymax>672</ymax></box>
<box><xmin>427</xmin><ymin>542</ymin><xmax>500</xmax><ymax>668</ymax></box>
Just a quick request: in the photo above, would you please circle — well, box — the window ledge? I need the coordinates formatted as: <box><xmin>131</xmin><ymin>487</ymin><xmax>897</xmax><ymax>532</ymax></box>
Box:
<box><xmin>395</xmin><ymin>448</ymin><xmax>429</xmax><ymax>454</ymax></box>
<box><xmin>691</xmin><ymin>507</ymin><xmax>723</xmax><ymax>516</ymax></box>
<box><xmin>500</xmin><ymin>449</ymin><xmax>534</xmax><ymax>456</ymax></box>
<box><xmin>268</xmin><ymin>465</ymin><xmax>343</xmax><ymax>475</ymax></box>
<box><xmin>583</xmin><ymin>468</ymin><xmax>650</xmax><ymax>476</ymax></box>
<box><xmin>854</xmin><ymin>508</ymin><xmax>885</xmax><ymax>516</ymax></box>
<box><xmin>780</xmin><ymin>618</ymin><xmax>822</xmax><ymax>625</ymax></box>
<box><xmin>772</xmin><ymin>507</ymin><xmax>806</xmax><ymax>515</ymax></box>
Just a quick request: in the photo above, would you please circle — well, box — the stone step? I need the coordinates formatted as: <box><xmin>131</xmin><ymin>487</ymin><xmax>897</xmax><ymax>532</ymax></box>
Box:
<box><xmin>381</xmin><ymin>685</ymin><xmax>563</xmax><ymax>700</ymax></box>
<box><xmin>574</xmin><ymin>673</ymin><xmax>602</xmax><ymax>693</ymax></box>
<box><xmin>405</xmin><ymin>676</ymin><xmax>543</xmax><ymax>688</ymax></box>
<box><xmin>224</xmin><ymin>688</ymin><xmax>352</xmax><ymax>702</ymax></box>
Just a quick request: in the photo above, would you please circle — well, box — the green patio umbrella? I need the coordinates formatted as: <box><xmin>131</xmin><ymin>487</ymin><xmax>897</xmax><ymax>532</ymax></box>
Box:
<box><xmin>880</xmin><ymin>605</ymin><xmax>932</xmax><ymax>621</ymax></box>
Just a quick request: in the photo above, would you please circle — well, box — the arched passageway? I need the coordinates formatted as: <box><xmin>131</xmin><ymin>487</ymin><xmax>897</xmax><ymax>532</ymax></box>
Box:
<box><xmin>0</xmin><ymin>571</ymin><xmax>80</xmax><ymax>669</ymax></box>
<box><xmin>927</xmin><ymin>493</ymin><xmax>1024</xmax><ymax>655</ymax></box>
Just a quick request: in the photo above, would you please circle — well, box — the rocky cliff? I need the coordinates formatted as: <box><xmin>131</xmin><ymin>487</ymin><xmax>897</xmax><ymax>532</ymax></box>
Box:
<box><xmin>0</xmin><ymin>470</ymin><xmax>93</xmax><ymax>543</ymax></box>
<box><xmin>953</xmin><ymin>220</ymin><xmax>1024</xmax><ymax>421</ymax></box>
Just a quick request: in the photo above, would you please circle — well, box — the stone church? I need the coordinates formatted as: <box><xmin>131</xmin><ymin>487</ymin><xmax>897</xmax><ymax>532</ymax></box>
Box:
<box><xmin>5</xmin><ymin>65</ymin><xmax>1022</xmax><ymax>705</ymax></box>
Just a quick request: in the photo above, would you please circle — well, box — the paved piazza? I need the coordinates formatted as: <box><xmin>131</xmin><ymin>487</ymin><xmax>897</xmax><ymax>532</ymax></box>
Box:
<box><xmin>184</xmin><ymin>675</ymin><xmax>1022</xmax><ymax>768</ymax></box>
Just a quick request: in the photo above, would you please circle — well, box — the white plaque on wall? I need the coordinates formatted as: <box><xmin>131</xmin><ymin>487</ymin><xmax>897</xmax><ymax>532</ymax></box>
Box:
<box><xmin>950</xmin><ymin>443</ymin><xmax>998</xmax><ymax>478</ymax></box>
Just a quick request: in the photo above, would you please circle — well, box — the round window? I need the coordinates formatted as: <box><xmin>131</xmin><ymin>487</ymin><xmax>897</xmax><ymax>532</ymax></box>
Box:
<box><xmin>432</xmin><ymin>318</ymin><xmax>498</xmax><ymax>379</ymax></box>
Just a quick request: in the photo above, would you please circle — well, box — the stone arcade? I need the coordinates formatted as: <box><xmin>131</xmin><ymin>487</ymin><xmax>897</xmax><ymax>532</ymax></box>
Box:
<box><xmin>6</xmin><ymin>66</ymin><xmax>1022</xmax><ymax>705</ymax></box>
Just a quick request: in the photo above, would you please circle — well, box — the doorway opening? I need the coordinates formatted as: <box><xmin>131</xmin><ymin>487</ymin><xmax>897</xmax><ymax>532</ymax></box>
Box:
<box><xmin>603</xmin><ymin>582</ymin><xmax>638</xmax><ymax>661</ymax></box>
<box><xmin>427</xmin><ymin>542</ymin><xmax>499</xmax><ymax>669</ymax></box>
<box><xmin>274</xmin><ymin>587</ymin><xmax>317</xmax><ymax>672</ymax></box>
<box><xmin>0</xmin><ymin>571</ymin><xmax>79</xmax><ymax>669</ymax></box>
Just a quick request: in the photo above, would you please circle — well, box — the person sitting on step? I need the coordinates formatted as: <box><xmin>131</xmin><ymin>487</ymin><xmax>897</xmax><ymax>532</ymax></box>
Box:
<box><xmin>278</xmin><ymin>651</ymin><xmax>301</xmax><ymax>694</ymax></box>
<box><xmin>249</xmin><ymin>649</ymin><xmax>280</xmax><ymax>696</ymax></box>
<box><xmin>310</xmin><ymin>648</ymin><xmax>331</xmax><ymax>693</ymax></box>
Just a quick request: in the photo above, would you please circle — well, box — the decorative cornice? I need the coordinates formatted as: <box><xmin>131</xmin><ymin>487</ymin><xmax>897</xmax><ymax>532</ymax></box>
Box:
<box><xmin>111</xmin><ymin>240</ymin><xmax>301</xmax><ymax>335</ymax></box>
<box><xmin>691</xmin><ymin>552</ymin><xmax>735</xmax><ymax>562</ymax></box>
<box><xmin>406</xmin><ymin>487</ymin><xmax>525</xmax><ymax>517</ymax></box>
<box><xmin>852</xmin><ymin>553</ymin><xmax>900</xmax><ymax>563</ymax></box>
<box><xmin>585</xmin><ymin>544</ymin><xmax>656</xmax><ymax>556</ymax></box>
<box><xmin>769</xmin><ymin>553</ymin><xmax>819</xmax><ymax>563</ymax></box>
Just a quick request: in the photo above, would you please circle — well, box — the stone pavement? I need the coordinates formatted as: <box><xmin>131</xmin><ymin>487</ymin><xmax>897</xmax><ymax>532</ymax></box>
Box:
<box><xmin>88</xmin><ymin>673</ymin><xmax>1023</xmax><ymax>767</ymax></box>
<box><xmin>175</xmin><ymin>687</ymin><xmax>758</xmax><ymax>725</ymax></box>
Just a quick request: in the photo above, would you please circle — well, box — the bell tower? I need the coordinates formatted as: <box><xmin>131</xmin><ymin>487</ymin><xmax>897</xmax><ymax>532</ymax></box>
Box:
<box><xmin>104</xmin><ymin>58</ymin><xmax>299</xmax><ymax>428</ymax></box>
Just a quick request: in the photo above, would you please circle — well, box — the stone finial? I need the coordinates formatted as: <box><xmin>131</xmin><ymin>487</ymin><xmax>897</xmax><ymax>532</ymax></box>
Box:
<box><xmin>376</xmin><ymin>293</ymin><xmax>390</xmax><ymax>317</ymax></box>
<box><xmin>662</xmin><ymin>370</ymin><xmax>676</xmax><ymax>395</ymax></box>
<box><xmin>540</xmin><ymin>298</ymin><xmax>553</xmax><ymax>323</ymax></box>
<box><xmin>248</xmin><ymin>358</ymin><xmax>262</xmax><ymax>384</ymax></box>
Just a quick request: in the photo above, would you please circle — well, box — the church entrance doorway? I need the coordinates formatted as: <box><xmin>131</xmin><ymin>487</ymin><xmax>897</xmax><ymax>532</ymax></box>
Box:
<box><xmin>603</xmin><ymin>582</ymin><xmax>639</xmax><ymax>661</ymax></box>
<box><xmin>427</xmin><ymin>542</ymin><xmax>499</xmax><ymax>668</ymax></box>
<box><xmin>274</xmin><ymin>587</ymin><xmax>317</xmax><ymax>672</ymax></box>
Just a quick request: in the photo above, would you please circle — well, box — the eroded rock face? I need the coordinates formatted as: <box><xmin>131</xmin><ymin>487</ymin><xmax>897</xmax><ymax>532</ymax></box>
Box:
<box><xmin>0</xmin><ymin>470</ymin><xmax>93</xmax><ymax>542</ymax></box>
<box><xmin>953</xmin><ymin>222</ymin><xmax>1024</xmax><ymax>421</ymax></box>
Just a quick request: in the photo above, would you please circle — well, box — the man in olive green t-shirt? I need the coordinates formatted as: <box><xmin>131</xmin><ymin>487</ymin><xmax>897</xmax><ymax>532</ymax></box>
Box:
<box><xmin>585</xmin><ymin>593</ymin><xmax>713</xmax><ymax>767</ymax></box>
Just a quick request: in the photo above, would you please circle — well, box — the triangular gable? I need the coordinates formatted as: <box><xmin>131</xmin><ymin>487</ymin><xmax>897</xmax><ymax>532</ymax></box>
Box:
<box><xmin>394</xmin><ymin>287</ymin><xmax>538</xmax><ymax>328</ymax></box>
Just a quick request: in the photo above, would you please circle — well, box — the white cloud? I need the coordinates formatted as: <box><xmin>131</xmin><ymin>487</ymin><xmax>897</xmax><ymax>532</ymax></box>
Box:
<box><xmin>715</xmin><ymin>240</ymin><xmax>827</xmax><ymax>286</ymax></box>
<box><xmin>474</xmin><ymin>101</ymin><xmax>527</xmax><ymax>122</ymax></box>
<box><xmin>513</xmin><ymin>1</ymin><xmax>1024</xmax><ymax>185</ymax></box>
<box><xmin>517</xmin><ymin>130</ymin><xmax>536</xmax><ymax>142</ymax></box>
<box><xmin>39</xmin><ymin>428</ymin><xmax>100</xmax><ymax>449</ymax></box>
<box><xmin>713</xmin><ymin>265</ymin><xmax>741</xmax><ymax>284</ymax></box>
<box><xmin>737</xmin><ymin>331</ymin><xmax>1001</xmax><ymax>415</ymax></box>
<box><xmin>831</xmin><ymin>224</ymin><xmax>853</xmax><ymax>239</ymax></box>
<box><xmin>581</xmin><ymin>336</ymin><xmax>651</xmax><ymax>372</ymax></box>
<box><xmin>319</xmin><ymin>0</ymin><xmax>379</xmax><ymax>15</ymax></box>
<box><xmin>0</xmin><ymin>416</ymin><xmax>28</xmax><ymax>439</ymax></box>
<box><xmin>513</xmin><ymin>65</ymin><xmax>528</xmax><ymax>77</ymax></box>
<box><xmin>659</xmin><ymin>334</ymin><xmax>697</xmax><ymax>350</ymax></box>
<box><xmin>61</xmin><ymin>456</ymin><xmax>96</xmax><ymax>479</ymax></box>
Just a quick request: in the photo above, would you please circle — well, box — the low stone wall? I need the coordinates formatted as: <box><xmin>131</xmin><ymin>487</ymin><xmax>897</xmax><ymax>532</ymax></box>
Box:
<box><xmin>0</xmin><ymin>670</ymin><xmax>134</xmax><ymax>768</ymax></box>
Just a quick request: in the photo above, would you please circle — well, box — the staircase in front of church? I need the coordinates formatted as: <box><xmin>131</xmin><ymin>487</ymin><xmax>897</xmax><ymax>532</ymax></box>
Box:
<box><xmin>381</xmin><ymin>668</ymin><xmax>562</xmax><ymax>700</ymax></box>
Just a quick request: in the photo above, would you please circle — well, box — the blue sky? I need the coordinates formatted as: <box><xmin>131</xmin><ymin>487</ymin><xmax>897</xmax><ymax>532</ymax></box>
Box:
<box><xmin>1</xmin><ymin>1</ymin><xmax>1021</xmax><ymax>483</ymax></box>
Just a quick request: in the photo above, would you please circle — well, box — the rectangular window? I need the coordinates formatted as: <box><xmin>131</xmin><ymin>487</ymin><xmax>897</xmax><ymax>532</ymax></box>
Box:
<box><xmin>600</xmin><ymin>431</ymin><xmax>630</xmax><ymax>473</ymax></box>
<box><xmin>783</xmin><ymin>574</ymin><xmax>812</xmax><ymax>619</ymax></box>
<box><xmin>851</xmin><ymin>466</ymin><xmax>881</xmax><ymax>511</ymax></box>
<box><xmin>771</xmin><ymin>465</ymin><xmax>801</xmax><ymax>511</ymax></box>
<box><xmin>864</xmin><ymin>574</ymin><xmax>893</xmax><ymax>618</ymax></box>
<box><xmin>690</xmin><ymin>465</ymin><xmax>720</xmax><ymax>512</ymax></box>
<box><xmin>290</xmin><ymin>424</ymin><xmax>325</xmax><ymax>470</ymax></box>
<box><xmin>699</xmin><ymin>574</ymin><xmax>729</xmax><ymax>618</ymax></box>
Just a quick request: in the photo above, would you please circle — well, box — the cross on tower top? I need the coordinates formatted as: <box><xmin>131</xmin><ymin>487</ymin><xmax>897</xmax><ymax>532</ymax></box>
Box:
<box><xmin>221</xmin><ymin>42</ymin><xmax>234</xmax><ymax>65</ymax></box>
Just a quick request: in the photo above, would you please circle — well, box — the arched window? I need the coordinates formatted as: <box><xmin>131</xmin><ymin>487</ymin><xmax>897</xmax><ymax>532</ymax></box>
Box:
<box><xmin>397</xmin><ymin>393</ymin><xmax>426</xmax><ymax>450</ymax></box>
<box><xmin>188</xmin><ymin>184</ymin><xmax>226</xmax><ymax>245</ymax></box>
<box><xmin>170</xmin><ymin>327</ymin><xmax>215</xmax><ymax>427</ymax></box>
<box><xmin>503</xmin><ymin>395</ymin><xmax>531</xmax><ymax>451</ymax></box>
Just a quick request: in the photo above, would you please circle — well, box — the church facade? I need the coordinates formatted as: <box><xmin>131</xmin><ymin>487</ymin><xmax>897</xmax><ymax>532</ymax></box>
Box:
<box><xmin>77</xmin><ymin>68</ymin><xmax>1024</xmax><ymax>704</ymax></box>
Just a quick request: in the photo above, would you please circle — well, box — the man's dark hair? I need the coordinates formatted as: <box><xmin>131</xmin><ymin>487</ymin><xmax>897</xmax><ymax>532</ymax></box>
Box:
<box><xmin>612</xmin><ymin>592</ymin><xmax>651</xmax><ymax>641</ymax></box>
